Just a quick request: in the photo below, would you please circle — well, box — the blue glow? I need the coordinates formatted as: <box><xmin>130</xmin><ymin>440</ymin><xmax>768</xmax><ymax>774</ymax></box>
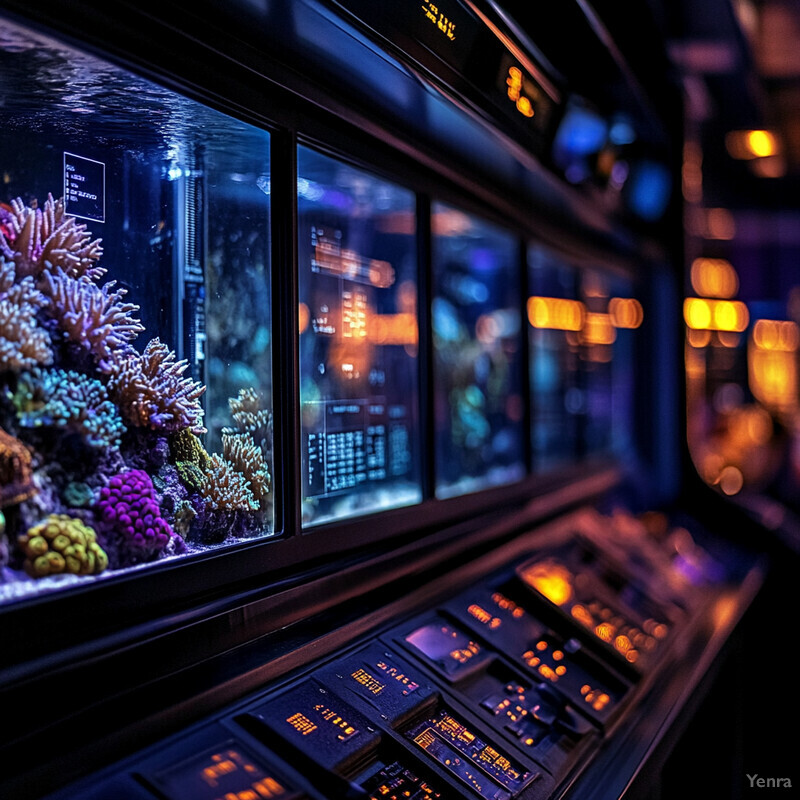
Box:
<box><xmin>626</xmin><ymin>160</ymin><xmax>671</xmax><ymax>221</ymax></box>
<box><xmin>553</xmin><ymin>104</ymin><xmax>608</xmax><ymax>162</ymax></box>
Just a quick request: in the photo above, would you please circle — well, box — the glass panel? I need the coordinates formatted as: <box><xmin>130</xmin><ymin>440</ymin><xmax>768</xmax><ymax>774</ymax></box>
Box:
<box><xmin>527</xmin><ymin>245</ymin><xmax>582</xmax><ymax>469</ymax></box>
<box><xmin>431</xmin><ymin>202</ymin><xmax>525</xmax><ymax>498</ymax></box>
<box><xmin>0</xmin><ymin>17</ymin><xmax>274</xmax><ymax>606</ymax></box>
<box><xmin>581</xmin><ymin>270</ymin><xmax>640</xmax><ymax>459</ymax></box>
<box><xmin>297</xmin><ymin>147</ymin><xmax>422</xmax><ymax>526</ymax></box>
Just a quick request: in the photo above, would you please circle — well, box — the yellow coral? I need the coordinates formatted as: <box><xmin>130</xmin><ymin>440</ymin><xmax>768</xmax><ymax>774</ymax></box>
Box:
<box><xmin>222</xmin><ymin>431</ymin><xmax>271</xmax><ymax>505</ymax></box>
<box><xmin>18</xmin><ymin>514</ymin><xmax>108</xmax><ymax>578</ymax></box>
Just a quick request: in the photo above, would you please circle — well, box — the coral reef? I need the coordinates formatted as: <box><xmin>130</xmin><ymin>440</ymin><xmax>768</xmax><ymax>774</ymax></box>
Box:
<box><xmin>0</xmin><ymin>261</ymin><xmax>53</xmax><ymax>371</ymax></box>
<box><xmin>228</xmin><ymin>387</ymin><xmax>272</xmax><ymax>442</ymax></box>
<box><xmin>199</xmin><ymin>454</ymin><xmax>258</xmax><ymax>512</ymax></box>
<box><xmin>222</xmin><ymin>430</ymin><xmax>271</xmax><ymax>506</ymax></box>
<box><xmin>0</xmin><ymin>190</ymin><xmax>274</xmax><ymax>598</ymax></box>
<box><xmin>18</xmin><ymin>513</ymin><xmax>108</xmax><ymax>578</ymax></box>
<box><xmin>169</xmin><ymin>428</ymin><xmax>211</xmax><ymax>471</ymax></box>
<box><xmin>107</xmin><ymin>338</ymin><xmax>206</xmax><ymax>434</ymax></box>
<box><xmin>0</xmin><ymin>194</ymin><xmax>104</xmax><ymax>282</ymax></box>
<box><xmin>63</xmin><ymin>480</ymin><xmax>94</xmax><ymax>509</ymax></box>
<box><xmin>96</xmin><ymin>469</ymin><xmax>186</xmax><ymax>564</ymax></box>
<box><xmin>0</xmin><ymin>427</ymin><xmax>36</xmax><ymax>509</ymax></box>
<box><xmin>40</xmin><ymin>269</ymin><xmax>144</xmax><ymax>369</ymax></box>
<box><xmin>11</xmin><ymin>367</ymin><xmax>125</xmax><ymax>451</ymax></box>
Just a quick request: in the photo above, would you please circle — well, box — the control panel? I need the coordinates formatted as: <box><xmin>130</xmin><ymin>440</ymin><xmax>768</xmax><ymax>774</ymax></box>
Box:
<box><xmin>38</xmin><ymin>507</ymin><xmax>752</xmax><ymax>800</ymax></box>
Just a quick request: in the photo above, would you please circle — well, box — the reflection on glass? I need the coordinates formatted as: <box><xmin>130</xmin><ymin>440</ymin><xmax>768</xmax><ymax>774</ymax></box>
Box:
<box><xmin>431</xmin><ymin>202</ymin><xmax>524</xmax><ymax>497</ymax></box>
<box><xmin>528</xmin><ymin>246</ymin><xmax>581</xmax><ymax>468</ymax></box>
<box><xmin>528</xmin><ymin>247</ymin><xmax>641</xmax><ymax>467</ymax></box>
<box><xmin>582</xmin><ymin>271</ymin><xmax>637</xmax><ymax>458</ymax></box>
<box><xmin>0</xmin><ymin>17</ymin><xmax>274</xmax><ymax>606</ymax></box>
<box><xmin>297</xmin><ymin>147</ymin><xmax>422</xmax><ymax>525</ymax></box>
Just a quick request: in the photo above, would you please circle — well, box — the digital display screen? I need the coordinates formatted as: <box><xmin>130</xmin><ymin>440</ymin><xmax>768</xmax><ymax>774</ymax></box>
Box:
<box><xmin>431</xmin><ymin>202</ymin><xmax>525</xmax><ymax>498</ymax></box>
<box><xmin>406</xmin><ymin>708</ymin><xmax>533</xmax><ymax>799</ymax></box>
<box><xmin>247</xmin><ymin>681</ymin><xmax>381</xmax><ymax>773</ymax></box>
<box><xmin>147</xmin><ymin>742</ymin><xmax>290</xmax><ymax>800</ymax></box>
<box><xmin>359</xmin><ymin>759</ymin><xmax>449</xmax><ymax>800</ymax></box>
<box><xmin>63</xmin><ymin>151</ymin><xmax>105</xmax><ymax>222</ymax></box>
<box><xmin>494</xmin><ymin>53</ymin><xmax>556</xmax><ymax>142</ymax></box>
<box><xmin>404</xmin><ymin>619</ymin><xmax>488</xmax><ymax>680</ymax></box>
<box><xmin>298</xmin><ymin>146</ymin><xmax>422</xmax><ymax>526</ymax></box>
<box><xmin>313</xmin><ymin>643</ymin><xmax>435</xmax><ymax>727</ymax></box>
<box><xmin>333</xmin><ymin>0</ymin><xmax>480</xmax><ymax>71</ymax></box>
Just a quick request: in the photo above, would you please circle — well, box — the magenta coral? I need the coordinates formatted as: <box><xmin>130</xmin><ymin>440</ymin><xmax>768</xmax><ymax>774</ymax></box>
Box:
<box><xmin>97</xmin><ymin>468</ymin><xmax>183</xmax><ymax>559</ymax></box>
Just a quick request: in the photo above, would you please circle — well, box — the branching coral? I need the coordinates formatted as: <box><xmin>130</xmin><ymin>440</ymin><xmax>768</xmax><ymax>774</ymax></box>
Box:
<box><xmin>0</xmin><ymin>427</ymin><xmax>37</xmax><ymax>508</ymax></box>
<box><xmin>40</xmin><ymin>269</ymin><xmax>144</xmax><ymax>368</ymax></box>
<box><xmin>199</xmin><ymin>453</ymin><xmax>259</xmax><ymax>512</ymax></box>
<box><xmin>97</xmin><ymin>468</ymin><xmax>185</xmax><ymax>561</ymax></box>
<box><xmin>228</xmin><ymin>387</ymin><xmax>272</xmax><ymax>439</ymax></box>
<box><xmin>0</xmin><ymin>261</ymin><xmax>53</xmax><ymax>371</ymax></box>
<box><xmin>0</xmin><ymin>194</ymin><xmax>104</xmax><ymax>282</ymax></box>
<box><xmin>222</xmin><ymin>431</ymin><xmax>270</xmax><ymax>506</ymax></box>
<box><xmin>18</xmin><ymin>513</ymin><xmax>108</xmax><ymax>577</ymax></box>
<box><xmin>12</xmin><ymin>367</ymin><xmax>125</xmax><ymax>451</ymax></box>
<box><xmin>106</xmin><ymin>338</ymin><xmax>206</xmax><ymax>434</ymax></box>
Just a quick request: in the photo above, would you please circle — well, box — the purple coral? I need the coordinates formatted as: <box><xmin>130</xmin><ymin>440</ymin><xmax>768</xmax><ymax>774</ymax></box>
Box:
<box><xmin>97</xmin><ymin>468</ymin><xmax>185</xmax><ymax>561</ymax></box>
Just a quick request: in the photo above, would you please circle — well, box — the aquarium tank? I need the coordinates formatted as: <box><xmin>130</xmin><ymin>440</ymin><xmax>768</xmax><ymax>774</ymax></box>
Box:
<box><xmin>0</xmin><ymin>17</ymin><xmax>274</xmax><ymax>605</ymax></box>
<box><xmin>297</xmin><ymin>146</ymin><xmax>422</xmax><ymax>525</ymax></box>
<box><xmin>431</xmin><ymin>201</ymin><xmax>525</xmax><ymax>498</ymax></box>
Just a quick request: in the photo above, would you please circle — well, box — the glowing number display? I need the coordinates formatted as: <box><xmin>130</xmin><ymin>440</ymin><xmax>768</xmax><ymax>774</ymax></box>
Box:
<box><xmin>148</xmin><ymin>744</ymin><xmax>288</xmax><ymax>800</ymax></box>
<box><xmin>421</xmin><ymin>1</ymin><xmax>457</xmax><ymax>41</ymax></box>
<box><xmin>506</xmin><ymin>67</ymin><xmax>535</xmax><ymax>118</ymax></box>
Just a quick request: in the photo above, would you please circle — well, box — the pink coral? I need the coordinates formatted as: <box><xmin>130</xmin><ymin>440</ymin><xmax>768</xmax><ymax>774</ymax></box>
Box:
<box><xmin>97</xmin><ymin>469</ymin><xmax>184</xmax><ymax>561</ymax></box>
<box><xmin>40</xmin><ymin>269</ymin><xmax>144</xmax><ymax>367</ymax></box>
<box><xmin>0</xmin><ymin>194</ymin><xmax>104</xmax><ymax>281</ymax></box>
<box><xmin>106</xmin><ymin>338</ymin><xmax>206</xmax><ymax>434</ymax></box>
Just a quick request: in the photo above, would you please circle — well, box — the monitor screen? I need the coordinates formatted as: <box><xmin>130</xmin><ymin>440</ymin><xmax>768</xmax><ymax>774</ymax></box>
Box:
<box><xmin>297</xmin><ymin>147</ymin><xmax>423</xmax><ymax>526</ymax></box>
<box><xmin>431</xmin><ymin>202</ymin><xmax>525</xmax><ymax>498</ymax></box>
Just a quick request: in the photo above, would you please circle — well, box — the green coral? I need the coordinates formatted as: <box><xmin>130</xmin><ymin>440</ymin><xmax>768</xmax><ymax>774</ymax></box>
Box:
<box><xmin>176</xmin><ymin>461</ymin><xmax>206</xmax><ymax>492</ymax></box>
<box><xmin>169</xmin><ymin>428</ymin><xmax>211</xmax><ymax>470</ymax></box>
<box><xmin>63</xmin><ymin>481</ymin><xmax>94</xmax><ymax>508</ymax></box>
<box><xmin>18</xmin><ymin>513</ymin><xmax>108</xmax><ymax>578</ymax></box>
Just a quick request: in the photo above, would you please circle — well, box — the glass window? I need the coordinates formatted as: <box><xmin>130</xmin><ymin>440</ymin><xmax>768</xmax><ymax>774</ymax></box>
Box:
<box><xmin>581</xmin><ymin>270</ymin><xmax>641</xmax><ymax>459</ymax></box>
<box><xmin>527</xmin><ymin>245</ymin><xmax>582</xmax><ymax>469</ymax></box>
<box><xmin>297</xmin><ymin>147</ymin><xmax>422</xmax><ymax>526</ymax></box>
<box><xmin>0</xmin><ymin>17</ymin><xmax>274</xmax><ymax>606</ymax></box>
<box><xmin>431</xmin><ymin>202</ymin><xmax>525</xmax><ymax>498</ymax></box>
